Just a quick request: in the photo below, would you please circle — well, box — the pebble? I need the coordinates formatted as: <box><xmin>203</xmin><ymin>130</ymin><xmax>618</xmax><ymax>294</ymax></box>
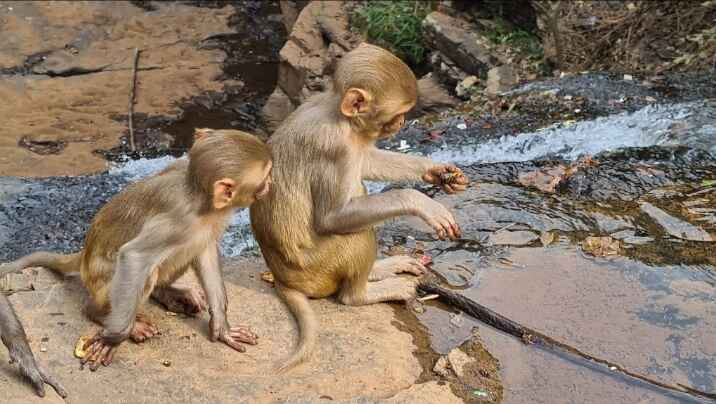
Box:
<box><xmin>456</xmin><ymin>123</ymin><xmax>467</xmax><ymax>130</ymax></box>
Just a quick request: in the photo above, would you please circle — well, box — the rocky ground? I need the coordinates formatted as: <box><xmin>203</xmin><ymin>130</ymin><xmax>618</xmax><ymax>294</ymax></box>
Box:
<box><xmin>2</xmin><ymin>1</ymin><xmax>716</xmax><ymax>403</ymax></box>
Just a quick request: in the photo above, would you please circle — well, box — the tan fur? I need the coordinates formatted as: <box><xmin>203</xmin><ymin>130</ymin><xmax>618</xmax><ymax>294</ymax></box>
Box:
<box><xmin>3</xmin><ymin>129</ymin><xmax>271</xmax><ymax>369</ymax></box>
<box><xmin>250</xmin><ymin>44</ymin><xmax>462</xmax><ymax>371</ymax></box>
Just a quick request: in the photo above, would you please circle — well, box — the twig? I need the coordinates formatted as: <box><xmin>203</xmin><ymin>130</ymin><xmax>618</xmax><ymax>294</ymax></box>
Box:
<box><xmin>128</xmin><ymin>48</ymin><xmax>140</xmax><ymax>152</ymax></box>
<box><xmin>418</xmin><ymin>279</ymin><xmax>716</xmax><ymax>402</ymax></box>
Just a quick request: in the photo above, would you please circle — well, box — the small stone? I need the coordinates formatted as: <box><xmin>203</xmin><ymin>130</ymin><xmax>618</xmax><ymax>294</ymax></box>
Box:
<box><xmin>447</xmin><ymin>348</ymin><xmax>472</xmax><ymax>379</ymax></box>
<box><xmin>645</xmin><ymin>96</ymin><xmax>657</xmax><ymax>103</ymax></box>
<box><xmin>623</xmin><ymin>74</ymin><xmax>633</xmax><ymax>81</ymax></box>
<box><xmin>163</xmin><ymin>360</ymin><xmax>172</xmax><ymax>367</ymax></box>
<box><xmin>456</xmin><ymin>123</ymin><xmax>467</xmax><ymax>130</ymax></box>
<box><xmin>563</xmin><ymin>95</ymin><xmax>573</xmax><ymax>100</ymax></box>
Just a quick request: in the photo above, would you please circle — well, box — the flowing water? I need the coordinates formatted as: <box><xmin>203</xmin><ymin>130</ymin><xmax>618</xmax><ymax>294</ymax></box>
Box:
<box><xmin>2</xmin><ymin>92</ymin><xmax>715</xmax><ymax>403</ymax></box>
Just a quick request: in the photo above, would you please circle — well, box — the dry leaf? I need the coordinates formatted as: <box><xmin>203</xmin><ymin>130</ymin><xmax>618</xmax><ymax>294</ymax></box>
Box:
<box><xmin>581</xmin><ymin>236</ymin><xmax>621</xmax><ymax>257</ymax></box>
<box><xmin>74</xmin><ymin>335</ymin><xmax>92</xmax><ymax>359</ymax></box>
<box><xmin>540</xmin><ymin>231</ymin><xmax>556</xmax><ymax>246</ymax></box>
<box><xmin>260</xmin><ymin>271</ymin><xmax>275</xmax><ymax>284</ymax></box>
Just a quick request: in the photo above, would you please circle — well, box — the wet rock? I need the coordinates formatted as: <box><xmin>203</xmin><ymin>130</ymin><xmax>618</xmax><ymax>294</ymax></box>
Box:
<box><xmin>489</xmin><ymin>230</ymin><xmax>538</xmax><ymax>246</ymax></box>
<box><xmin>422</xmin><ymin>12</ymin><xmax>500</xmax><ymax>78</ymax></box>
<box><xmin>447</xmin><ymin>347</ymin><xmax>473</xmax><ymax>380</ymax></box>
<box><xmin>640</xmin><ymin>202</ymin><xmax>713</xmax><ymax>242</ymax></box>
<box><xmin>486</xmin><ymin>65</ymin><xmax>518</xmax><ymax>97</ymax></box>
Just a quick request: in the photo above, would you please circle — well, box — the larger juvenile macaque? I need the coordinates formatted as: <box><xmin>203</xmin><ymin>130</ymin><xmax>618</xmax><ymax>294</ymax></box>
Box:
<box><xmin>1</xmin><ymin>129</ymin><xmax>271</xmax><ymax>371</ymax></box>
<box><xmin>250</xmin><ymin>43</ymin><xmax>469</xmax><ymax>370</ymax></box>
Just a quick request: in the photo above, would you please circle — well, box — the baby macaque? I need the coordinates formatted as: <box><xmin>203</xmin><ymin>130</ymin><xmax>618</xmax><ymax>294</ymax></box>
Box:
<box><xmin>249</xmin><ymin>43</ymin><xmax>469</xmax><ymax>370</ymax></box>
<box><xmin>1</xmin><ymin>128</ymin><xmax>271</xmax><ymax>371</ymax></box>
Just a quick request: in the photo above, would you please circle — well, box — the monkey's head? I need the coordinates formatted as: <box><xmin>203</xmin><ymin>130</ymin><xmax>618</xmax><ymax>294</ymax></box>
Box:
<box><xmin>333</xmin><ymin>43</ymin><xmax>417</xmax><ymax>140</ymax></box>
<box><xmin>189</xmin><ymin>129</ymin><xmax>273</xmax><ymax>210</ymax></box>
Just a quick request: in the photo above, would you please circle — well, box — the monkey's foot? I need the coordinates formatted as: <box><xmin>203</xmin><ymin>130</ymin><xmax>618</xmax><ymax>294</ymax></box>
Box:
<box><xmin>11</xmin><ymin>352</ymin><xmax>68</xmax><ymax>397</ymax></box>
<box><xmin>130</xmin><ymin>314</ymin><xmax>159</xmax><ymax>343</ymax></box>
<box><xmin>341</xmin><ymin>277</ymin><xmax>418</xmax><ymax>305</ymax></box>
<box><xmin>80</xmin><ymin>332</ymin><xmax>120</xmax><ymax>372</ymax></box>
<box><xmin>151</xmin><ymin>285</ymin><xmax>207</xmax><ymax>316</ymax></box>
<box><xmin>369</xmin><ymin>256</ymin><xmax>426</xmax><ymax>281</ymax></box>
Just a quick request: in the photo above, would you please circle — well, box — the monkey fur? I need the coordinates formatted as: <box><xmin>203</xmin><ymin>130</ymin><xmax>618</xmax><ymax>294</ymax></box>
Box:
<box><xmin>1</xmin><ymin>129</ymin><xmax>271</xmax><ymax>371</ymax></box>
<box><xmin>250</xmin><ymin>44</ymin><xmax>469</xmax><ymax>371</ymax></box>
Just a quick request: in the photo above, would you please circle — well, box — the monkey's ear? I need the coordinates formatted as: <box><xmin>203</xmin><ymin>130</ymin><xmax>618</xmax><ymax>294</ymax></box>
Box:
<box><xmin>194</xmin><ymin>128</ymin><xmax>213</xmax><ymax>142</ymax></box>
<box><xmin>212</xmin><ymin>178</ymin><xmax>237</xmax><ymax>210</ymax></box>
<box><xmin>340</xmin><ymin>88</ymin><xmax>371</xmax><ymax>118</ymax></box>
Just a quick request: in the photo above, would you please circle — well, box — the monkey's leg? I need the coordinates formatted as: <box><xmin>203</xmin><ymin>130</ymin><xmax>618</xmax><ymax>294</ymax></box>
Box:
<box><xmin>369</xmin><ymin>256</ymin><xmax>425</xmax><ymax>281</ymax></box>
<box><xmin>151</xmin><ymin>285</ymin><xmax>207</xmax><ymax>316</ymax></box>
<box><xmin>339</xmin><ymin>277</ymin><xmax>418</xmax><ymax>305</ymax></box>
<box><xmin>84</xmin><ymin>291</ymin><xmax>158</xmax><ymax>343</ymax></box>
<box><xmin>194</xmin><ymin>245</ymin><xmax>257</xmax><ymax>352</ymax></box>
<box><xmin>0</xmin><ymin>294</ymin><xmax>67</xmax><ymax>398</ymax></box>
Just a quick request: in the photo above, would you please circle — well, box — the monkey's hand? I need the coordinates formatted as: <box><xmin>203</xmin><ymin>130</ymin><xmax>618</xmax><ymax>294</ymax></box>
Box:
<box><xmin>422</xmin><ymin>164</ymin><xmax>469</xmax><ymax>194</ymax></box>
<box><xmin>9</xmin><ymin>349</ymin><xmax>68</xmax><ymax>398</ymax></box>
<box><xmin>209</xmin><ymin>318</ymin><xmax>258</xmax><ymax>353</ymax></box>
<box><xmin>412</xmin><ymin>196</ymin><xmax>462</xmax><ymax>240</ymax></box>
<box><xmin>80</xmin><ymin>331</ymin><xmax>123</xmax><ymax>371</ymax></box>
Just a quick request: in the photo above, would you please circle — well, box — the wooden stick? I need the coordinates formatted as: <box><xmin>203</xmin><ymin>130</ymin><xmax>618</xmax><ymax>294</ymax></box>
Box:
<box><xmin>128</xmin><ymin>48</ymin><xmax>140</xmax><ymax>152</ymax></box>
<box><xmin>418</xmin><ymin>280</ymin><xmax>716</xmax><ymax>401</ymax></box>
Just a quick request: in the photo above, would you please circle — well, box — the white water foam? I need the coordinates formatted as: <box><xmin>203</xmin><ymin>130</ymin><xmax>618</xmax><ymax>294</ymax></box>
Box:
<box><xmin>109</xmin><ymin>101</ymin><xmax>714</xmax><ymax>257</ymax></box>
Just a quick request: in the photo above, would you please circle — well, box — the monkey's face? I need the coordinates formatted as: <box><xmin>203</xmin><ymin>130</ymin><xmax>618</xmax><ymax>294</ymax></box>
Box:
<box><xmin>376</xmin><ymin>101</ymin><xmax>415</xmax><ymax>139</ymax></box>
<box><xmin>234</xmin><ymin>161</ymin><xmax>273</xmax><ymax>207</ymax></box>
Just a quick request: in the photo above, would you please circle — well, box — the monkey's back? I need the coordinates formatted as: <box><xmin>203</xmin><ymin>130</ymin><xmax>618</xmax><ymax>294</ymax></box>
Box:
<box><xmin>80</xmin><ymin>163</ymin><xmax>190</xmax><ymax>282</ymax></box>
<box><xmin>250</xmin><ymin>100</ymin><xmax>378</xmax><ymax>298</ymax></box>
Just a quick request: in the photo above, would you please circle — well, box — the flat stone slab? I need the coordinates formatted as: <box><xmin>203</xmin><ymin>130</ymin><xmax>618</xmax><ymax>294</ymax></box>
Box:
<box><xmin>1</xmin><ymin>258</ymin><xmax>462</xmax><ymax>403</ymax></box>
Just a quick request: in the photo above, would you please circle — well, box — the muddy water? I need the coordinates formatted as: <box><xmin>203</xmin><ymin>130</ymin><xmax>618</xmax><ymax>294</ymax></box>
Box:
<box><xmin>420</xmin><ymin>243</ymin><xmax>715</xmax><ymax>403</ymax></box>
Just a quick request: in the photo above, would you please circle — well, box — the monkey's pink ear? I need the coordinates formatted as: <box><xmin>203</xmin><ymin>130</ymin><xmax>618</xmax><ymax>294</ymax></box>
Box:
<box><xmin>212</xmin><ymin>178</ymin><xmax>237</xmax><ymax>210</ymax></box>
<box><xmin>340</xmin><ymin>88</ymin><xmax>371</xmax><ymax>118</ymax></box>
<box><xmin>194</xmin><ymin>128</ymin><xmax>214</xmax><ymax>142</ymax></box>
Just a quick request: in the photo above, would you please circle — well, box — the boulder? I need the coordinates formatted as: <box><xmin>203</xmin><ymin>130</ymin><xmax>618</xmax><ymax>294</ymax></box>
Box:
<box><xmin>261</xmin><ymin>0</ymin><xmax>361</xmax><ymax>132</ymax></box>
<box><xmin>423</xmin><ymin>12</ymin><xmax>501</xmax><ymax>78</ymax></box>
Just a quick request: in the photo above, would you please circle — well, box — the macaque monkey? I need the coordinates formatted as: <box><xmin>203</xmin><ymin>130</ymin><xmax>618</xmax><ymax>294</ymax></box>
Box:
<box><xmin>249</xmin><ymin>43</ymin><xmax>469</xmax><ymax>371</ymax></box>
<box><xmin>1</xmin><ymin>294</ymin><xmax>67</xmax><ymax>398</ymax></box>
<box><xmin>1</xmin><ymin>129</ymin><xmax>271</xmax><ymax>371</ymax></box>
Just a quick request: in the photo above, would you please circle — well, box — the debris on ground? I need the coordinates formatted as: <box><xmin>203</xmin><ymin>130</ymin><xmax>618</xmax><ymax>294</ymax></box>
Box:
<box><xmin>581</xmin><ymin>236</ymin><xmax>621</xmax><ymax>257</ymax></box>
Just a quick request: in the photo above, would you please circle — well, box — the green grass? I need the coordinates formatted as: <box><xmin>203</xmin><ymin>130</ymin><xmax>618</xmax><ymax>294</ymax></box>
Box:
<box><xmin>352</xmin><ymin>1</ymin><xmax>433</xmax><ymax>66</ymax></box>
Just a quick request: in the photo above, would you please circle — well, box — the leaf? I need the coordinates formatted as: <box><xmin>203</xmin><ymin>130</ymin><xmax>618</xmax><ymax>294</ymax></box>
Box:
<box><xmin>540</xmin><ymin>231</ymin><xmax>556</xmax><ymax>246</ymax></box>
<box><xmin>702</xmin><ymin>179</ymin><xmax>716</xmax><ymax>188</ymax></box>
<box><xmin>260</xmin><ymin>271</ymin><xmax>275</xmax><ymax>284</ymax></box>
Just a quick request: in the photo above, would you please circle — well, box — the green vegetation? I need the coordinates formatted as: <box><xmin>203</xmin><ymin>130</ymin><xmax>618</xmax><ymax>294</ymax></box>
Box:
<box><xmin>484</xmin><ymin>17</ymin><xmax>543</xmax><ymax>59</ymax></box>
<box><xmin>352</xmin><ymin>1</ymin><xmax>433</xmax><ymax>66</ymax></box>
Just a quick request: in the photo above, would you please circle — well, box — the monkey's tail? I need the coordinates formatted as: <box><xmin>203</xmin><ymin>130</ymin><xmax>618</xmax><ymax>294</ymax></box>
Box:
<box><xmin>0</xmin><ymin>252</ymin><xmax>81</xmax><ymax>278</ymax></box>
<box><xmin>275</xmin><ymin>284</ymin><xmax>317</xmax><ymax>373</ymax></box>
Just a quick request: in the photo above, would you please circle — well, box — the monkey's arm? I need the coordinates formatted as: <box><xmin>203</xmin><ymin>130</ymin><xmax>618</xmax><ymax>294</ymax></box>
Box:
<box><xmin>363</xmin><ymin>149</ymin><xmax>469</xmax><ymax>193</ymax></box>
<box><xmin>103</xmin><ymin>217</ymin><xmax>183</xmax><ymax>342</ymax></box>
<box><xmin>0</xmin><ymin>294</ymin><xmax>67</xmax><ymax>398</ymax></box>
<box><xmin>315</xmin><ymin>181</ymin><xmax>460</xmax><ymax>240</ymax></box>
<box><xmin>362</xmin><ymin>149</ymin><xmax>433</xmax><ymax>182</ymax></box>
<box><xmin>194</xmin><ymin>245</ymin><xmax>257</xmax><ymax>351</ymax></box>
